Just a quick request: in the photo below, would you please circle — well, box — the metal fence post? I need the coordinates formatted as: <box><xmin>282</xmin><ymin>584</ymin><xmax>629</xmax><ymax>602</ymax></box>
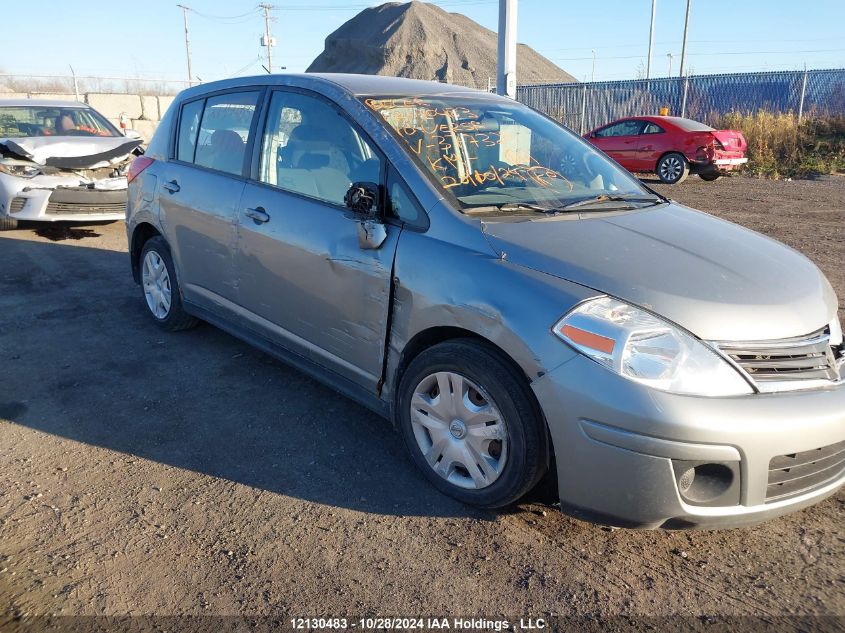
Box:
<box><xmin>579</xmin><ymin>83</ymin><xmax>588</xmax><ymax>134</ymax></box>
<box><xmin>680</xmin><ymin>76</ymin><xmax>689</xmax><ymax>118</ymax></box>
<box><xmin>797</xmin><ymin>67</ymin><xmax>808</xmax><ymax>122</ymax></box>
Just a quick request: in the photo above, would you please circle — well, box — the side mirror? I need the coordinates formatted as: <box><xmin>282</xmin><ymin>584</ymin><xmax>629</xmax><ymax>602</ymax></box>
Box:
<box><xmin>345</xmin><ymin>182</ymin><xmax>387</xmax><ymax>250</ymax></box>
<box><xmin>344</xmin><ymin>181</ymin><xmax>380</xmax><ymax>217</ymax></box>
<box><xmin>124</xmin><ymin>129</ymin><xmax>143</xmax><ymax>141</ymax></box>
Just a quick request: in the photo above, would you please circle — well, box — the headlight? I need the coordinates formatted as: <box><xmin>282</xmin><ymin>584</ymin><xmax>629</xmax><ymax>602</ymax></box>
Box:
<box><xmin>0</xmin><ymin>162</ymin><xmax>41</xmax><ymax>178</ymax></box>
<box><xmin>553</xmin><ymin>296</ymin><xmax>753</xmax><ymax>396</ymax></box>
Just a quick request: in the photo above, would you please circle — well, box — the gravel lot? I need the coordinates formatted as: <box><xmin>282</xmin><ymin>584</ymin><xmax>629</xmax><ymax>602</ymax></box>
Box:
<box><xmin>1</xmin><ymin>175</ymin><xmax>843</xmax><ymax>625</ymax></box>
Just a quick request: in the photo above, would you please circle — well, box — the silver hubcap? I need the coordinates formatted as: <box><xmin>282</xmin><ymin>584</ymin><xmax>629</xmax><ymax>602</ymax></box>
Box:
<box><xmin>410</xmin><ymin>371</ymin><xmax>508</xmax><ymax>490</ymax></box>
<box><xmin>659</xmin><ymin>156</ymin><xmax>683</xmax><ymax>181</ymax></box>
<box><xmin>142</xmin><ymin>251</ymin><xmax>172</xmax><ymax>320</ymax></box>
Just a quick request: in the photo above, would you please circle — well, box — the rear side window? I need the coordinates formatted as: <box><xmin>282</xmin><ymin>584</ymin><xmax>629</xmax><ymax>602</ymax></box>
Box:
<box><xmin>642</xmin><ymin>122</ymin><xmax>664</xmax><ymax>134</ymax></box>
<box><xmin>176</xmin><ymin>99</ymin><xmax>204</xmax><ymax>162</ymax></box>
<box><xmin>194</xmin><ymin>92</ymin><xmax>260</xmax><ymax>176</ymax></box>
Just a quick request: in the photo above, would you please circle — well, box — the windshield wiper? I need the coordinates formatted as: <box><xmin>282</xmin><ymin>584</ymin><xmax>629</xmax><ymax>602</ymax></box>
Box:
<box><xmin>560</xmin><ymin>194</ymin><xmax>664</xmax><ymax>211</ymax></box>
<box><xmin>464</xmin><ymin>202</ymin><xmax>557</xmax><ymax>215</ymax></box>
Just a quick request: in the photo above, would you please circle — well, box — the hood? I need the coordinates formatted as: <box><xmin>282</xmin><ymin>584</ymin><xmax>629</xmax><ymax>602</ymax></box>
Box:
<box><xmin>481</xmin><ymin>204</ymin><xmax>837</xmax><ymax>341</ymax></box>
<box><xmin>0</xmin><ymin>136</ymin><xmax>141</xmax><ymax>169</ymax></box>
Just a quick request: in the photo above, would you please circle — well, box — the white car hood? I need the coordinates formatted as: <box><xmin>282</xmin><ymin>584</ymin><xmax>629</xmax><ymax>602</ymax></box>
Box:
<box><xmin>0</xmin><ymin>136</ymin><xmax>141</xmax><ymax>169</ymax></box>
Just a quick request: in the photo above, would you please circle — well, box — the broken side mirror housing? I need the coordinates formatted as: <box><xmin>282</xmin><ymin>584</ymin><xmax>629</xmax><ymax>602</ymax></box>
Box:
<box><xmin>345</xmin><ymin>182</ymin><xmax>387</xmax><ymax>250</ymax></box>
<box><xmin>124</xmin><ymin>129</ymin><xmax>143</xmax><ymax>142</ymax></box>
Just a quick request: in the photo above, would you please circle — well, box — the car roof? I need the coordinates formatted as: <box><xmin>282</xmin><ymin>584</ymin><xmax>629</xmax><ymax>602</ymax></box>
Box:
<box><xmin>0</xmin><ymin>98</ymin><xmax>89</xmax><ymax>108</ymax></box>
<box><xmin>176</xmin><ymin>73</ymin><xmax>500</xmax><ymax>101</ymax></box>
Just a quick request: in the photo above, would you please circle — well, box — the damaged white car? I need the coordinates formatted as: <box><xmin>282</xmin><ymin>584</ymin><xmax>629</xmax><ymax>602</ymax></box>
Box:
<box><xmin>0</xmin><ymin>99</ymin><xmax>143</xmax><ymax>230</ymax></box>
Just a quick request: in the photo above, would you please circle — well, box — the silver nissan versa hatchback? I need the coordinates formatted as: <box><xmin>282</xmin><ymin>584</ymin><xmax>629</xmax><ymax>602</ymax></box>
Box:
<box><xmin>126</xmin><ymin>74</ymin><xmax>845</xmax><ymax>529</ymax></box>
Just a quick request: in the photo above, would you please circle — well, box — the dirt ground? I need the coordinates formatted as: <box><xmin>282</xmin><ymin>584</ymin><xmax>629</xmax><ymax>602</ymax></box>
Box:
<box><xmin>0</xmin><ymin>175</ymin><xmax>843</xmax><ymax>627</ymax></box>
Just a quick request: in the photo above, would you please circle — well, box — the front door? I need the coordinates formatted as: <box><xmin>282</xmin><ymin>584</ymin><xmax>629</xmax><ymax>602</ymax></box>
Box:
<box><xmin>591</xmin><ymin>119</ymin><xmax>645</xmax><ymax>170</ymax></box>
<box><xmin>235</xmin><ymin>89</ymin><xmax>399</xmax><ymax>390</ymax></box>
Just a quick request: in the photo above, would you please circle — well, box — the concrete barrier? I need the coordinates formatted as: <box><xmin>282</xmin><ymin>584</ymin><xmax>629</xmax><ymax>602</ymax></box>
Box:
<box><xmin>140</xmin><ymin>95</ymin><xmax>159</xmax><ymax>120</ymax></box>
<box><xmin>87</xmin><ymin>93</ymin><xmax>143</xmax><ymax>120</ymax></box>
<box><xmin>130</xmin><ymin>119</ymin><xmax>159</xmax><ymax>143</ymax></box>
<box><xmin>28</xmin><ymin>93</ymin><xmax>81</xmax><ymax>102</ymax></box>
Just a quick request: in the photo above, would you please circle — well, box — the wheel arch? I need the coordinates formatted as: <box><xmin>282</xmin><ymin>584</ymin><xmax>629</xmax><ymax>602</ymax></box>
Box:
<box><xmin>130</xmin><ymin>222</ymin><xmax>162</xmax><ymax>283</ymax></box>
<box><xmin>391</xmin><ymin>325</ymin><xmax>556</xmax><ymax>490</ymax></box>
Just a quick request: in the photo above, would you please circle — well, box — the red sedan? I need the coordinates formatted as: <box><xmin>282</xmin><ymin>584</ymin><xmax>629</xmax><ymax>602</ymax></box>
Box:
<box><xmin>585</xmin><ymin>116</ymin><xmax>747</xmax><ymax>184</ymax></box>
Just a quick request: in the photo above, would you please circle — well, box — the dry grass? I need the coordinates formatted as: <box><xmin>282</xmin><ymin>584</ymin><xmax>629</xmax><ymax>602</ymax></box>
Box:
<box><xmin>713</xmin><ymin>111</ymin><xmax>845</xmax><ymax>178</ymax></box>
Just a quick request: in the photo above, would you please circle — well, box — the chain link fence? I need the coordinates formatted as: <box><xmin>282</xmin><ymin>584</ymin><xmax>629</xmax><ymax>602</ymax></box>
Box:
<box><xmin>517</xmin><ymin>68</ymin><xmax>845</xmax><ymax>133</ymax></box>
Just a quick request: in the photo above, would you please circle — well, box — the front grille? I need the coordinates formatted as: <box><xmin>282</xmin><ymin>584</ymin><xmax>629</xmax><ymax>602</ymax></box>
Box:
<box><xmin>714</xmin><ymin>327</ymin><xmax>840</xmax><ymax>391</ymax></box>
<box><xmin>9</xmin><ymin>197</ymin><xmax>26</xmax><ymax>214</ymax></box>
<box><xmin>766</xmin><ymin>440</ymin><xmax>845</xmax><ymax>502</ymax></box>
<box><xmin>45</xmin><ymin>201</ymin><xmax>126</xmax><ymax>216</ymax></box>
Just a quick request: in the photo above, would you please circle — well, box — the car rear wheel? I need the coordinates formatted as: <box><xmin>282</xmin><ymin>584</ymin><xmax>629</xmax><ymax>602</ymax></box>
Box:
<box><xmin>0</xmin><ymin>215</ymin><xmax>19</xmax><ymax>231</ymax></box>
<box><xmin>139</xmin><ymin>236</ymin><xmax>198</xmax><ymax>332</ymax></box>
<box><xmin>397</xmin><ymin>339</ymin><xmax>548</xmax><ymax>508</ymax></box>
<box><xmin>656</xmin><ymin>152</ymin><xmax>690</xmax><ymax>184</ymax></box>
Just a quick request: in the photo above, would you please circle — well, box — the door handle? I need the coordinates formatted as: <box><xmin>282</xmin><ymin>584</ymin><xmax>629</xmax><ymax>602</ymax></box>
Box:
<box><xmin>162</xmin><ymin>180</ymin><xmax>180</xmax><ymax>194</ymax></box>
<box><xmin>244</xmin><ymin>206</ymin><xmax>270</xmax><ymax>224</ymax></box>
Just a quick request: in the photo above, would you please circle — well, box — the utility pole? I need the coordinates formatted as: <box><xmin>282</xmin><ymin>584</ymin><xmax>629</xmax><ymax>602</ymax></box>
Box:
<box><xmin>646</xmin><ymin>0</ymin><xmax>656</xmax><ymax>79</ymax></box>
<box><xmin>496</xmin><ymin>0</ymin><xmax>518</xmax><ymax>98</ymax></box>
<box><xmin>259</xmin><ymin>3</ymin><xmax>276</xmax><ymax>74</ymax></box>
<box><xmin>667</xmin><ymin>52</ymin><xmax>673</xmax><ymax>77</ymax></box>
<box><xmin>679</xmin><ymin>0</ymin><xmax>691</xmax><ymax>77</ymax></box>
<box><xmin>591</xmin><ymin>50</ymin><xmax>596</xmax><ymax>82</ymax></box>
<box><xmin>176</xmin><ymin>4</ymin><xmax>193</xmax><ymax>86</ymax></box>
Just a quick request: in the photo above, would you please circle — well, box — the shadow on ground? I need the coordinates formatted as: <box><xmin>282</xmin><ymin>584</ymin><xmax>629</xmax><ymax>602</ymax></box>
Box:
<box><xmin>0</xmin><ymin>233</ymin><xmax>492</xmax><ymax>520</ymax></box>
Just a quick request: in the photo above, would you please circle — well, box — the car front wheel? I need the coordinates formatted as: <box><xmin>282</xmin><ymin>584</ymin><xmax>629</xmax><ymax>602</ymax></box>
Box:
<box><xmin>0</xmin><ymin>215</ymin><xmax>18</xmax><ymax>231</ymax></box>
<box><xmin>139</xmin><ymin>236</ymin><xmax>198</xmax><ymax>331</ymax></box>
<box><xmin>397</xmin><ymin>339</ymin><xmax>548</xmax><ymax>508</ymax></box>
<box><xmin>656</xmin><ymin>152</ymin><xmax>690</xmax><ymax>184</ymax></box>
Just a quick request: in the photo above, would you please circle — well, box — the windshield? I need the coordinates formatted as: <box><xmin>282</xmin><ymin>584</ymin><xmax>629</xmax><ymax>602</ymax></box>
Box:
<box><xmin>0</xmin><ymin>106</ymin><xmax>120</xmax><ymax>138</ymax></box>
<box><xmin>363</xmin><ymin>95</ymin><xmax>650</xmax><ymax>211</ymax></box>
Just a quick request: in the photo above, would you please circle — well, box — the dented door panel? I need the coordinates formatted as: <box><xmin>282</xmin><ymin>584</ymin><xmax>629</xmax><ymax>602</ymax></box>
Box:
<box><xmin>235</xmin><ymin>183</ymin><xmax>400</xmax><ymax>390</ymax></box>
<box><xmin>157</xmin><ymin>162</ymin><xmax>244</xmax><ymax>309</ymax></box>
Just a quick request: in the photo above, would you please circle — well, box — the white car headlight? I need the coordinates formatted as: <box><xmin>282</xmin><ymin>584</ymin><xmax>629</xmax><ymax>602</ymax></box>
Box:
<box><xmin>0</xmin><ymin>162</ymin><xmax>41</xmax><ymax>178</ymax></box>
<box><xmin>553</xmin><ymin>296</ymin><xmax>753</xmax><ymax>396</ymax></box>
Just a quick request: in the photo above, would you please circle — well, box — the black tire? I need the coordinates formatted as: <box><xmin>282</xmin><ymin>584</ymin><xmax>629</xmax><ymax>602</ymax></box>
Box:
<box><xmin>396</xmin><ymin>339</ymin><xmax>548</xmax><ymax>508</ymax></box>
<box><xmin>0</xmin><ymin>215</ymin><xmax>19</xmax><ymax>231</ymax></box>
<box><xmin>699</xmin><ymin>170</ymin><xmax>722</xmax><ymax>182</ymax></box>
<box><xmin>656</xmin><ymin>152</ymin><xmax>690</xmax><ymax>184</ymax></box>
<box><xmin>139</xmin><ymin>236</ymin><xmax>198</xmax><ymax>332</ymax></box>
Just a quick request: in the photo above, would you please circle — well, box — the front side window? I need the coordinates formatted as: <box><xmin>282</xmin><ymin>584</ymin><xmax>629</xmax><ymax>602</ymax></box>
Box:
<box><xmin>595</xmin><ymin>120</ymin><xmax>644</xmax><ymax>138</ymax></box>
<box><xmin>364</xmin><ymin>96</ymin><xmax>649</xmax><ymax>211</ymax></box>
<box><xmin>193</xmin><ymin>91</ymin><xmax>259</xmax><ymax>176</ymax></box>
<box><xmin>0</xmin><ymin>106</ymin><xmax>119</xmax><ymax>138</ymax></box>
<box><xmin>258</xmin><ymin>91</ymin><xmax>382</xmax><ymax>207</ymax></box>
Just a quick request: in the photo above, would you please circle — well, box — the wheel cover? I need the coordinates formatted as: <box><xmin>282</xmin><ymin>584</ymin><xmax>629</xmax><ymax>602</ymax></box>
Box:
<box><xmin>660</xmin><ymin>156</ymin><xmax>683</xmax><ymax>181</ymax></box>
<box><xmin>410</xmin><ymin>371</ymin><xmax>508</xmax><ymax>490</ymax></box>
<box><xmin>142</xmin><ymin>251</ymin><xmax>172</xmax><ymax>320</ymax></box>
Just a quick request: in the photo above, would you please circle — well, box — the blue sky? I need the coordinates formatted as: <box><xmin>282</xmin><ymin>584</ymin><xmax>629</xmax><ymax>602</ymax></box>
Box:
<box><xmin>2</xmin><ymin>0</ymin><xmax>844</xmax><ymax>85</ymax></box>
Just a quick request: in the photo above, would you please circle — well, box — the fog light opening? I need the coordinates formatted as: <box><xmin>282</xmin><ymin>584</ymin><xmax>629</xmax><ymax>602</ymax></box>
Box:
<box><xmin>674</xmin><ymin>462</ymin><xmax>737</xmax><ymax>505</ymax></box>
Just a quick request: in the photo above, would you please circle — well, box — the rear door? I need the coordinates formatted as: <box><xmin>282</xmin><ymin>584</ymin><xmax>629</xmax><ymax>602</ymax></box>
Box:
<box><xmin>157</xmin><ymin>90</ymin><xmax>262</xmax><ymax>311</ymax></box>
<box><xmin>590</xmin><ymin>119</ymin><xmax>645</xmax><ymax>170</ymax></box>
<box><xmin>234</xmin><ymin>88</ymin><xmax>401</xmax><ymax>389</ymax></box>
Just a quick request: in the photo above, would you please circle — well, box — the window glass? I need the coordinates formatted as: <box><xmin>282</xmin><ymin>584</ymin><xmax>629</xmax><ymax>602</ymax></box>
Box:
<box><xmin>193</xmin><ymin>91</ymin><xmax>259</xmax><ymax>176</ymax></box>
<box><xmin>0</xmin><ymin>106</ymin><xmax>118</xmax><ymax>138</ymax></box>
<box><xmin>176</xmin><ymin>99</ymin><xmax>204</xmax><ymax>162</ymax></box>
<box><xmin>668</xmin><ymin>117</ymin><xmax>715</xmax><ymax>132</ymax></box>
<box><xmin>259</xmin><ymin>91</ymin><xmax>382</xmax><ymax>206</ymax></box>
<box><xmin>594</xmin><ymin>120</ymin><xmax>643</xmax><ymax>137</ymax></box>
<box><xmin>387</xmin><ymin>168</ymin><xmax>424</xmax><ymax>224</ymax></box>
<box><xmin>642</xmin><ymin>122</ymin><xmax>664</xmax><ymax>134</ymax></box>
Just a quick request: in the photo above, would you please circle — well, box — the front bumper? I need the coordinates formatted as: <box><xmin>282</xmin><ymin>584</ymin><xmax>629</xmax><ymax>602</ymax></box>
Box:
<box><xmin>533</xmin><ymin>355</ymin><xmax>845</xmax><ymax>529</ymax></box>
<box><xmin>2</xmin><ymin>186</ymin><xmax>127</xmax><ymax>223</ymax></box>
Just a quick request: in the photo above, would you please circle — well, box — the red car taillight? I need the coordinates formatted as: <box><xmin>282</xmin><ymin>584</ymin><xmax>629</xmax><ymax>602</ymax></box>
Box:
<box><xmin>127</xmin><ymin>156</ymin><xmax>155</xmax><ymax>183</ymax></box>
